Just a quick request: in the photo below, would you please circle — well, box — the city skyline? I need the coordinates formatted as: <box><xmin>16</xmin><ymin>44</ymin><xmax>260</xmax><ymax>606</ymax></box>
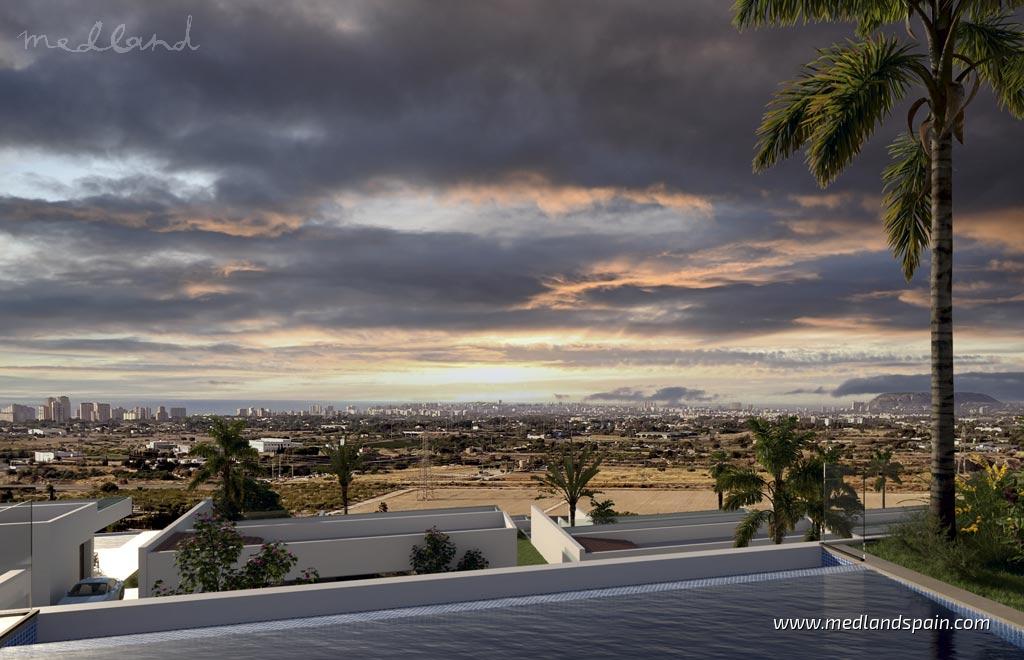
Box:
<box><xmin>2</xmin><ymin>1</ymin><xmax>1023</xmax><ymax>405</ymax></box>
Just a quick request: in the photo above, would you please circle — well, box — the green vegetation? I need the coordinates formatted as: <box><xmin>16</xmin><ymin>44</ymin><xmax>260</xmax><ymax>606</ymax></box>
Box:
<box><xmin>533</xmin><ymin>441</ymin><xmax>604</xmax><ymax>527</ymax></box>
<box><xmin>718</xmin><ymin>417</ymin><xmax>857</xmax><ymax>546</ymax></box>
<box><xmin>274</xmin><ymin>479</ymin><xmax>392</xmax><ymax>516</ymax></box>
<box><xmin>327</xmin><ymin>440</ymin><xmax>363</xmax><ymax>514</ymax></box>
<box><xmin>409</xmin><ymin>527</ymin><xmax>489</xmax><ymax>574</ymax></box>
<box><xmin>870</xmin><ymin>448</ymin><xmax>905</xmax><ymax>509</ymax></box>
<box><xmin>517</xmin><ymin>532</ymin><xmax>546</xmax><ymax>566</ymax></box>
<box><xmin>189</xmin><ymin>417</ymin><xmax>259</xmax><ymax>519</ymax></box>
<box><xmin>736</xmin><ymin>0</ymin><xmax>1024</xmax><ymax>539</ymax></box>
<box><xmin>588</xmin><ymin>497</ymin><xmax>620</xmax><ymax>525</ymax></box>
<box><xmin>872</xmin><ymin>462</ymin><xmax>1024</xmax><ymax>612</ymax></box>
<box><xmin>152</xmin><ymin>513</ymin><xmax>318</xmax><ymax>596</ymax></box>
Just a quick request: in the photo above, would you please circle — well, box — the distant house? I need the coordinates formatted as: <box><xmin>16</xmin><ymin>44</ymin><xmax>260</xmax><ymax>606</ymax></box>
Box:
<box><xmin>33</xmin><ymin>450</ymin><xmax>81</xmax><ymax>464</ymax></box>
<box><xmin>249</xmin><ymin>438</ymin><xmax>301</xmax><ymax>453</ymax></box>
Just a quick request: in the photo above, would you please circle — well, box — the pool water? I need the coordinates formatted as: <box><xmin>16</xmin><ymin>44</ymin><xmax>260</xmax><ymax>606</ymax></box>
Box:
<box><xmin>9</xmin><ymin>567</ymin><xmax>1022</xmax><ymax>659</ymax></box>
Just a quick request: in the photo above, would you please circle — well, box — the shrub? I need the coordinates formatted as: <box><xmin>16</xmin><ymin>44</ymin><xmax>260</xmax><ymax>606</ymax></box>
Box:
<box><xmin>410</xmin><ymin>527</ymin><xmax>457</xmax><ymax>574</ymax></box>
<box><xmin>957</xmin><ymin>462</ymin><xmax>1024</xmax><ymax>565</ymax></box>
<box><xmin>588</xmin><ymin>497</ymin><xmax>619</xmax><ymax>524</ymax></box>
<box><xmin>456</xmin><ymin>549</ymin><xmax>489</xmax><ymax>571</ymax></box>
<box><xmin>152</xmin><ymin>513</ymin><xmax>317</xmax><ymax>596</ymax></box>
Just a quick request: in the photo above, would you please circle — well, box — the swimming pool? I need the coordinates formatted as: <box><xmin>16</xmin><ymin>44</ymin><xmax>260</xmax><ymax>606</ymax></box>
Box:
<box><xmin>7</xmin><ymin>564</ymin><xmax>1021</xmax><ymax>659</ymax></box>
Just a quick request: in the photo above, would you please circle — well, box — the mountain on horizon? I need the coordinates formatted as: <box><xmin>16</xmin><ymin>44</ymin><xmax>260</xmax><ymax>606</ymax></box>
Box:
<box><xmin>868</xmin><ymin>391</ymin><xmax>1001</xmax><ymax>412</ymax></box>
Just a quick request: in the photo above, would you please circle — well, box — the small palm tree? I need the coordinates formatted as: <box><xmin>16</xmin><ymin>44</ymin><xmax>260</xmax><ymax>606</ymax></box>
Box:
<box><xmin>709</xmin><ymin>450</ymin><xmax>733</xmax><ymax>510</ymax></box>
<box><xmin>735</xmin><ymin>0</ymin><xmax>1024</xmax><ymax>539</ymax></box>
<box><xmin>533</xmin><ymin>441</ymin><xmax>603</xmax><ymax>526</ymax></box>
<box><xmin>870</xmin><ymin>448</ymin><xmax>905</xmax><ymax>509</ymax></box>
<box><xmin>803</xmin><ymin>443</ymin><xmax>861</xmax><ymax>540</ymax></box>
<box><xmin>189</xmin><ymin>417</ymin><xmax>258</xmax><ymax>519</ymax></box>
<box><xmin>328</xmin><ymin>439</ymin><xmax>363</xmax><ymax>515</ymax></box>
<box><xmin>719</xmin><ymin>417</ymin><xmax>818</xmax><ymax>546</ymax></box>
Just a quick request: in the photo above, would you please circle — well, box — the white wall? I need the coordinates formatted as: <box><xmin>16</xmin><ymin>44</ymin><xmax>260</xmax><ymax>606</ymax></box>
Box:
<box><xmin>32</xmin><ymin>542</ymin><xmax>826</xmax><ymax>643</ymax></box>
<box><xmin>137</xmin><ymin>499</ymin><xmax>213</xmax><ymax>598</ymax></box>
<box><xmin>140</xmin><ymin>502</ymin><xmax>517</xmax><ymax>595</ymax></box>
<box><xmin>0</xmin><ymin>570</ymin><xmax>30</xmax><ymax>610</ymax></box>
<box><xmin>0</xmin><ymin>499</ymin><xmax>133</xmax><ymax>606</ymax></box>
<box><xmin>529</xmin><ymin>505</ymin><xmax>583</xmax><ymax>563</ymax></box>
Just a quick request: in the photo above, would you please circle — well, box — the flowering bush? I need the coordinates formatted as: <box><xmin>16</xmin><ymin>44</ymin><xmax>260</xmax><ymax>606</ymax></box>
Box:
<box><xmin>152</xmin><ymin>513</ymin><xmax>319</xmax><ymax>596</ymax></box>
<box><xmin>956</xmin><ymin>461</ymin><xmax>1024</xmax><ymax>566</ymax></box>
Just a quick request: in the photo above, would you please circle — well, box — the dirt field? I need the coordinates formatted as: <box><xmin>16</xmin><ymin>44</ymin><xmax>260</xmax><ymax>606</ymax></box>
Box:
<box><xmin>353</xmin><ymin>485</ymin><xmax>931</xmax><ymax>516</ymax></box>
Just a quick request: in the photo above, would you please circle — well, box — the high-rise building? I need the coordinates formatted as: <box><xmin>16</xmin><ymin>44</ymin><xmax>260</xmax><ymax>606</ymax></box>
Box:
<box><xmin>78</xmin><ymin>402</ymin><xmax>95</xmax><ymax>421</ymax></box>
<box><xmin>0</xmin><ymin>404</ymin><xmax>37</xmax><ymax>423</ymax></box>
<box><xmin>169</xmin><ymin>407</ymin><xmax>186</xmax><ymax>419</ymax></box>
<box><xmin>155</xmin><ymin>406</ymin><xmax>169</xmax><ymax>422</ymax></box>
<box><xmin>95</xmin><ymin>403</ymin><xmax>111</xmax><ymax>423</ymax></box>
<box><xmin>58</xmin><ymin>396</ymin><xmax>71</xmax><ymax>423</ymax></box>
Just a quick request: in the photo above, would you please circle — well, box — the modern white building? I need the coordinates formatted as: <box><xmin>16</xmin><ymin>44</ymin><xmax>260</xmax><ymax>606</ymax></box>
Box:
<box><xmin>248</xmin><ymin>438</ymin><xmax>301</xmax><ymax>453</ymax></box>
<box><xmin>0</xmin><ymin>498</ymin><xmax>133</xmax><ymax>607</ymax></box>
<box><xmin>138</xmin><ymin>502</ymin><xmax>518</xmax><ymax>597</ymax></box>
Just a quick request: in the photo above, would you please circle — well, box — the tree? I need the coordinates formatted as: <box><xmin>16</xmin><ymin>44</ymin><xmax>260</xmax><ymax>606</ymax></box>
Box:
<box><xmin>709</xmin><ymin>450</ymin><xmax>733</xmax><ymax>510</ymax></box>
<box><xmin>189</xmin><ymin>417</ymin><xmax>258</xmax><ymax>520</ymax></box>
<box><xmin>532</xmin><ymin>441</ymin><xmax>604</xmax><ymax>526</ymax></box>
<box><xmin>870</xmin><ymin>447</ymin><xmax>905</xmax><ymax>509</ymax></box>
<box><xmin>327</xmin><ymin>439</ymin><xmax>362</xmax><ymax>515</ymax></box>
<box><xmin>803</xmin><ymin>443</ymin><xmax>862</xmax><ymax>540</ymax></box>
<box><xmin>735</xmin><ymin>1</ymin><xmax>1024</xmax><ymax>538</ymax></box>
<box><xmin>152</xmin><ymin>513</ymin><xmax>318</xmax><ymax>596</ymax></box>
<box><xmin>718</xmin><ymin>417</ymin><xmax>821</xmax><ymax>546</ymax></box>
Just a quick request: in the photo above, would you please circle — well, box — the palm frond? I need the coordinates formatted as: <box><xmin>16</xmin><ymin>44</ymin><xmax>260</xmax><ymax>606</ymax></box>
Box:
<box><xmin>804</xmin><ymin>37</ymin><xmax>921</xmax><ymax>187</ymax></box>
<box><xmin>882</xmin><ymin>131</ymin><xmax>931</xmax><ymax>280</ymax></box>
<box><xmin>734</xmin><ymin>508</ymin><xmax>772</xmax><ymax>547</ymax></box>
<box><xmin>957</xmin><ymin>14</ymin><xmax>1024</xmax><ymax>118</ymax></box>
<box><xmin>720</xmin><ymin>468</ymin><xmax>768</xmax><ymax>510</ymax></box>
<box><xmin>732</xmin><ymin>1</ymin><xmax>902</xmax><ymax>30</ymax></box>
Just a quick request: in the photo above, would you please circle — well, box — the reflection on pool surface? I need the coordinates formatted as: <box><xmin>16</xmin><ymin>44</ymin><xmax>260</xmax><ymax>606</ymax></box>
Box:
<box><xmin>9</xmin><ymin>567</ymin><xmax>1022</xmax><ymax>659</ymax></box>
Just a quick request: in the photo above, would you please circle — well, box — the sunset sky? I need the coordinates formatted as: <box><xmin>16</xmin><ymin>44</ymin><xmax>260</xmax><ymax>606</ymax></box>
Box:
<box><xmin>1</xmin><ymin>1</ymin><xmax>1022</xmax><ymax>405</ymax></box>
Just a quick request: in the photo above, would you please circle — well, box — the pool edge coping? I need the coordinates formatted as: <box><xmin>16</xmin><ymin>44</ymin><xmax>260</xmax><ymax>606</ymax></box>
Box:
<box><xmin>823</xmin><ymin>542</ymin><xmax>1024</xmax><ymax>647</ymax></box>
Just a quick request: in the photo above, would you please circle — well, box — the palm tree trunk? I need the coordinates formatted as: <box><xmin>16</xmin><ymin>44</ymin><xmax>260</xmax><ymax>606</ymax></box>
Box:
<box><xmin>342</xmin><ymin>481</ymin><xmax>349</xmax><ymax>515</ymax></box>
<box><xmin>930</xmin><ymin>129</ymin><xmax>956</xmax><ymax>538</ymax></box>
<box><xmin>717</xmin><ymin>490</ymin><xmax>723</xmax><ymax>510</ymax></box>
<box><xmin>569</xmin><ymin>498</ymin><xmax>576</xmax><ymax>527</ymax></box>
<box><xmin>881</xmin><ymin>482</ymin><xmax>886</xmax><ymax>510</ymax></box>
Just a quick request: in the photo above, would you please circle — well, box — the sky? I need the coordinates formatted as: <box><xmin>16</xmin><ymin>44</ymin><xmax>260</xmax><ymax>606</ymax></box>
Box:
<box><xmin>1</xmin><ymin>1</ymin><xmax>1023</xmax><ymax>406</ymax></box>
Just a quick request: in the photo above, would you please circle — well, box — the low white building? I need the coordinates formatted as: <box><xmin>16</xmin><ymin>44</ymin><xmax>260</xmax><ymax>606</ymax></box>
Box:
<box><xmin>138</xmin><ymin>503</ymin><xmax>518</xmax><ymax>597</ymax></box>
<box><xmin>248</xmin><ymin>438</ymin><xmax>301</xmax><ymax>453</ymax></box>
<box><xmin>0</xmin><ymin>498</ymin><xmax>133</xmax><ymax>607</ymax></box>
<box><xmin>33</xmin><ymin>450</ymin><xmax>81</xmax><ymax>464</ymax></box>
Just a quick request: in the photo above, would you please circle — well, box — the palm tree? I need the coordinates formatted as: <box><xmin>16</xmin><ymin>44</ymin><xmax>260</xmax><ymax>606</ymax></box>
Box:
<box><xmin>735</xmin><ymin>1</ymin><xmax>1024</xmax><ymax>538</ymax></box>
<box><xmin>532</xmin><ymin>441</ymin><xmax>604</xmax><ymax>526</ymax></box>
<box><xmin>709</xmin><ymin>450</ymin><xmax>733</xmax><ymax>510</ymax></box>
<box><xmin>802</xmin><ymin>443</ymin><xmax>862</xmax><ymax>539</ymax></box>
<box><xmin>870</xmin><ymin>447</ymin><xmax>905</xmax><ymax>509</ymax></box>
<box><xmin>718</xmin><ymin>417</ymin><xmax>819</xmax><ymax>545</ymax></box>
<box><xmin>328</xmin><ymin>439</ymin><xmax>363</xmax><ymax>514</ymax></box>
<box><xmin>189</xmin><ymin>417</ymin><xmax>258</xmax><ymax>519</ymax></box>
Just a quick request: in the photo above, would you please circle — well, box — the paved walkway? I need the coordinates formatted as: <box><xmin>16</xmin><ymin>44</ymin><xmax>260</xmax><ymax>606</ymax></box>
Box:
<box><xmin>94</xmin><ymin>530</ymin><xmax>160</xmax><ymax>581</ymax></box>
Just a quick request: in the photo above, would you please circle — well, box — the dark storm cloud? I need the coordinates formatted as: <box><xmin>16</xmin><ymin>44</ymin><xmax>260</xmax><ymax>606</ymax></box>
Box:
<box><xmin>585</xmin><ymin>386</ymin><xmax>714</xmax><ymax>403</ymax></box>
<box><xmin>832</xmin><ymin>372</ymin><xmax>1024</xmax><ymax>401</ymax></box>
<box><xmin>2</xmin><ymin>0</ymin><xmax>1022</xmax><ymax>208</ymax></box>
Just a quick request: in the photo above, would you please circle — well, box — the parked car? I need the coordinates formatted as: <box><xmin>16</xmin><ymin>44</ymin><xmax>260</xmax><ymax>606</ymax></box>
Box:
<box><xmin>57</xmin><ymin>577</ymin><xmax>125</xmax><ymax>605</ymax></box>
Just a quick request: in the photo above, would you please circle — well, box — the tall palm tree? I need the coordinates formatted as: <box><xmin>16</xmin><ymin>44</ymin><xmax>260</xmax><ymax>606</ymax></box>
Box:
<box><xmin>735</xmin><ymin>1</ymin><xmax>1024</xmax><ymax>538</ymax></box>
<box><xmin>709</xmin><ymin>450</ymin><xmax>733</xmax><ymax>510</ymax></box>
<box><xmin>532</xmin><ymin>441</ymin><xmax>604</xmax><ymax>526</ymax></box>
<box><xmin>870</xmin><ymin>447</ymin><xmax>905</xmax><ymax>508</ymax></box>
<box><xmin>189</xmin><ymin>417</ymin><xmax>258</xmax><ymax>519</ymax></box>
<box><xmin>719</xmin><ymin>417</ymin><xmax>820</xmax><ymax>545</ymax></box>
<box><xmin>328</xmin><ymin>439</ymin><xmax>363</xmax><ymax>514</ymax></box>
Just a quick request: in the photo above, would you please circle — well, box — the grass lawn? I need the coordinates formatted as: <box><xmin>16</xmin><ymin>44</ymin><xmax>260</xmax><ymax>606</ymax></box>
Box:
<box><xmin>517</xmin><ymin>532</ymin><xmax>546</xmax><ymax>566</ymax></box>
<box><xmin>870</xmin><ymin>541</ymin><xmax>1024</xmax><ymax>613</ymax></box>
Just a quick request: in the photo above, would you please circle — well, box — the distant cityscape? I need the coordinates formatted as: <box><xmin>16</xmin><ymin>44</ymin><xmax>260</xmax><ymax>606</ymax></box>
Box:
<box><xmin>1</xmin><ymin>390</ymin><xmax>1018</xmax><ymax>426</ymax></box>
